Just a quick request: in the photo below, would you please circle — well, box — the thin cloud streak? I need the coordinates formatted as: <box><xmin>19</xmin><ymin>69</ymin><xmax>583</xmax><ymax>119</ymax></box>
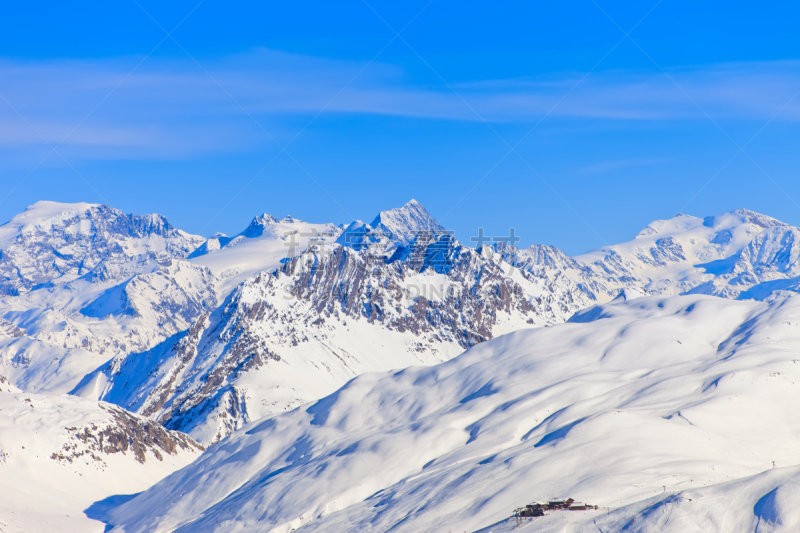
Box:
<box><xmin>1</xmin><ymin>51</ymin><xmax>799</xmax><ymax>161</ymax></box>
<box><xmin>576</xmin><ymin>157</ymin><xmax>666</xmax><ymax>175</ymax></box>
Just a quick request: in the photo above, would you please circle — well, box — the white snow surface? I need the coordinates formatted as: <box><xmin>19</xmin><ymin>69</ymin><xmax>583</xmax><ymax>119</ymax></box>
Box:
<box><xmin>189</xmin><ymin>213</ymin><xmax>341</xmax><ymax>295</ymax></box>
<box><xmin>0</xmin><ymin>391</ymin><xmax>203</xmax><ymax>533</ymax></box>
<box><xmin>0</xmin><ymin>258</ymin><xmax>218</xmax><ymax>395</ymax></box>
<box><xmin>0</xmin><ymin>201</ymin><xmax>99</xmax><ymax>244</ymax></box>
<box><xmin>105</xmin><ymin>293</ymin><xmax>800</xmax><ymax>533</ymax></box>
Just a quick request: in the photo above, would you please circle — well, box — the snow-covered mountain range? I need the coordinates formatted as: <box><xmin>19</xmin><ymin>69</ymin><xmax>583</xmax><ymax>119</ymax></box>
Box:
<box><xmin>0</xmin><ymin>202</ymin><xmax>215</xmax><ymax>354</ymax></box>
<box><xmin>4</xmin><ymin>201</ymin><xmax>800</xmax><ymax>443</ymax></box>
<box><xmin>82</xmin><ymin>230</ymin><xmax>587</xmax><ymax>443</ymax></box>
<box><xmin>575</xmin><ymin>208</ymin><xmax>799</xmax><ymax>300</ymax></box>
<box><xmin>2</xmin><ymin>198</ymin><xmax>800</xmax><ymax>531</ymax></box>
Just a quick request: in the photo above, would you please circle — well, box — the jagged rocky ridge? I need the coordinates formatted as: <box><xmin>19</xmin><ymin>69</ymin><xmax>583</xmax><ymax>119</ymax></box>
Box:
<box><xmin>86</xmin><ymin>230</ymin><xmax>593</xmax><ymax>443</ymax></box>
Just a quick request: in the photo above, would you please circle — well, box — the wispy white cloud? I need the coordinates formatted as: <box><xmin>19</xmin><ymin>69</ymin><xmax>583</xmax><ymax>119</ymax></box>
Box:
<box><xmin>576</xmin><ymin>158</ymin><xmax>666</xmax><ymax>175</ymax></box>
<box><xmin>1</xmin><ymin>50</ymin><xmax>799</xmax><ymax>161</ymax></box>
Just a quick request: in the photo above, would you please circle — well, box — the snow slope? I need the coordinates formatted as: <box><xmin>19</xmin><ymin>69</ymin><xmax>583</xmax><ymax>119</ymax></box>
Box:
<box><xmin>0</xmin><ymin>391</ymin><xmax>203</xmax><ymax>533</ymax></box>
<box><xmin>104</xmin><ymin>292</ymin><xmax>800</xmax><ymax>532</ymax></box>
<box><xmin>572</xmin><ymin>465</ymin><xmax>800</xmax><ymax>533</ymax></box>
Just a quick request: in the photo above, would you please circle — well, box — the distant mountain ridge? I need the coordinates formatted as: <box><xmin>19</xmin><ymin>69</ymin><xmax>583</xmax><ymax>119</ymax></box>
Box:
<box><xmin>4</xmin><ymin>200</ymin><xmax>800</xmax><ymax>445</ymax></box>
<box><xmin>574</xmin><ymin>208</ymin><xmax>800</xmax><ymax>299</ymax></box>
<box><xmin>0</xmin><ymin>201</ymin><xmax>204</xmax><ymax>295</ymax></box>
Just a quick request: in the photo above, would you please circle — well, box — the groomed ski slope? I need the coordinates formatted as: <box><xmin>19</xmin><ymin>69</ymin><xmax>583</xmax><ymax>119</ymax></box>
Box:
<box><xmin>104</xmin><ymin>291</ymin><xmax>800</xmax><ymax>532</ymax></box>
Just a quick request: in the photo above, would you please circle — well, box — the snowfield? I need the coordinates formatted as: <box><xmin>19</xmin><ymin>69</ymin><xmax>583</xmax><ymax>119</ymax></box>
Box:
<box><xmin>188</xmin><ymin>213</ymin><xmax>341</xmax><ymax>297</ymax></box>
<box><xmin>0</xmin><ymin>391</ymin><xmax>203</xmax><ymax>533</ymax></box>
<box><xmin>103</xmin><ymin>292</ymin><xmax>800</xmax><ymax>532</ymax></box>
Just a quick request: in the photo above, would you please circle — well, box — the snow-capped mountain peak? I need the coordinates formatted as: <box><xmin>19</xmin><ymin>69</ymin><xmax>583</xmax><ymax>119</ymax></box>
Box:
<box><xmin>241</xmin><ymin>213</ymin><xmax>281</xmax><ymax>238</ymax></box>
<box><xmin>0</xmin><ymin>201</ymin><xmax>99</xmax><ymax>241</ymax></box>
<box><xmin>190</xmin><ymin>212</ymin><xmax>341</xmax><ymax>259</ymax></box>
<box><xmin>633</xmin><ymin>209</ymin><xmax>786</xmax><ymax>242</ymax></box>
<box><xmin>337</xmin><ymin>199</ymin><xmax>446</xmax><ymax>257</ymax></box>
<box><xmin>634</xmin><ymin>212</ymin><xmax>701</xmax><ymax>239</ymax></box>
<box><xmin>573</xmin><ymin>207</ymin><xmax>800</xmax><ymax>301</ymax></box>
<box><xmin>0</xmin><ymin>201</ymin><xmax>204</xmax><ymax>295</ymax></box>
<box><xmin>0</xmin><ymin>201</ymin><xmax>187</xmax><ymax>246</ymax></box>
<box><xmin>369</xmin><ymin>199</ymin><xmax>445</xmax><ymax>244</ymax></box>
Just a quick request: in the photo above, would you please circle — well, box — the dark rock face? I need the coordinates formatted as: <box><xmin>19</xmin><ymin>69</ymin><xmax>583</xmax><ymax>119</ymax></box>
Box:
<box><xmin>51</xmin><ymin>403</ymin><xmax>203</xmax><ymax>466</ymax></box>
<box><xmin>0</xmin><ymin>318</ymin><xmax>25</xmax><ymax>339</ymax></box>
<box><xmin>278</xmin><ymin>233</ymin><xmax>552</xmax><ymax>348</ymax></box>
<box><xmin>140</xmin><ymin>313</ymin><xmax>212</xmax><ymax>418</ymax></box>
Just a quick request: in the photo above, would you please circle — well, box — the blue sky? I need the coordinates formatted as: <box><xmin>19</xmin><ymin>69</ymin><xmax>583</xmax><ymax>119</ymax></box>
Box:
<box><xmin>1</xmin><ymin>0</ymin><xmax>799</xmax><ymax>255</ymax></box>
